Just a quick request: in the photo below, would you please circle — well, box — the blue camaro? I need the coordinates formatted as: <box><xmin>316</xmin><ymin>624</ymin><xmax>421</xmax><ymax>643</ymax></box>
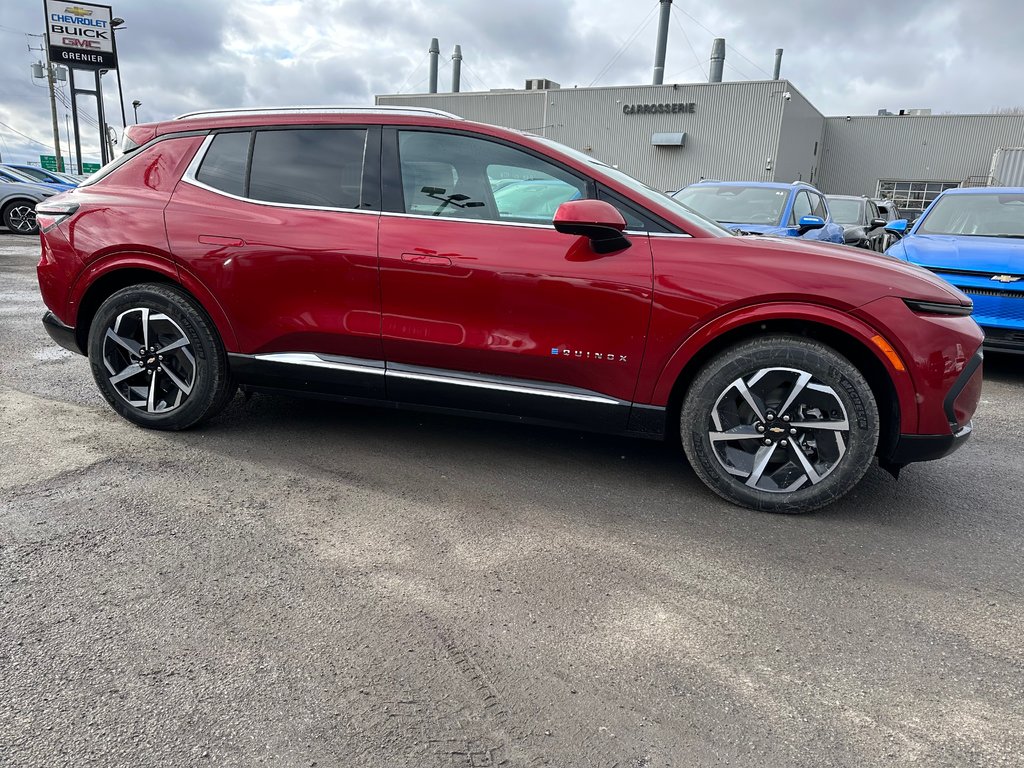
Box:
<box><xmin>885</xmin><ymin>187</ymin><xmax>1024</xmax><ymax>354</ymax></box>
<box><xmin>672</xmin><ymin>180</ymin><xmax>845</xmax><ymax>243</ymax></box>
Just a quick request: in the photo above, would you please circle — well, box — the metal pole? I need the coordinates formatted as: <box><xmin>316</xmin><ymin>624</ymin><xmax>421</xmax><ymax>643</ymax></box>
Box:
<box><xmin>111</xmin><ymin>25</ymin><xmax>127</xmax><ymax>129</ymax></box>
<box><xmin>64</xmin><ymin>113</ymin><xmax>72</xmax><ymax>172</ymax></box>
<box><xmin>709</xmin><ymin>38</ymin><xmax>725</xmax><ymax>83</ymax></box>
<box><xmin>69</xmin><ymin>68</ymin><xmax>83</xmax><ymax>175</ymax></box>
<box><xmin>43</xmin><ymin>49</ymin><xmax>64</xmax><ymax>172</ymax></box>
<box><xmin>428</xmin><ymin>38</ymin><xmax>439</xmax><ymax>94</ymax></box>
<box><xmin>96</xmin><ymin>70</ymin><xmax>110</xmax><ymax>164</ymax></box>
<box><xmin>773</xmin><ymin>48</ymin><xmax>783</xmax><ymax>80</ymax></box>
<box><xmin>652</xmin><ymin>0</ymin><xmax>672</xmax><ymax>85</ymax></box>
<box><xmin>451</xmin><ymin>44</ymin><xmax>462</xmax><ymax>93</ymax></box>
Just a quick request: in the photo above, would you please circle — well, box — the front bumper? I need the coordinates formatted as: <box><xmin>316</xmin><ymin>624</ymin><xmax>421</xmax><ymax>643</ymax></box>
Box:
<box><xmin>42</xmin><ymin>311</ymin><xmax>83</xmax><ymax>355</ymax></box>
<box><xmin>887</xmin><ymin>422</ymin><xmax>972</xmax><ymax>464</ymax></box>
<box><xmin>981</xmin><ymin>326</ymin><xmax>1024</xmax><ymax>354</ymax></box>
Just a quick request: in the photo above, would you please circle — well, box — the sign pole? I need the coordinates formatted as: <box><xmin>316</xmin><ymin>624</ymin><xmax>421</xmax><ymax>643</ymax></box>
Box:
<box><xmin>69</xmin><ymin>67</ymin><xmax>83</xmax><ymax>175</ymax></box>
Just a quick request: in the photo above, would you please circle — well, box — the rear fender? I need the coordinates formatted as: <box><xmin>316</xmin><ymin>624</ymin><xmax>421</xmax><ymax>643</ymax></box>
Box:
<box><xmin>69</xmin><ymin>252</ymin><xmax>239</xmax><ymax>352</ymax></box>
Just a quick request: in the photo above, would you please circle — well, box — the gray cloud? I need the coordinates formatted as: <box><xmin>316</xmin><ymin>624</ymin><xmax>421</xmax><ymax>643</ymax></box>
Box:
<box><xmin>1</xmin><ymin>0</ymin><xmax>1020</xmax><ymax>166</ymax></box>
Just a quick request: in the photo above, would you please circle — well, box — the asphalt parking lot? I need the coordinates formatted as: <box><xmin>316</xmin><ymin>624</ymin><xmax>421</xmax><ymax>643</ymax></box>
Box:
<box><xmin>1</xmin><ymin>231</ymin><xmax>1022</xmax><ymax>767</ymax></box>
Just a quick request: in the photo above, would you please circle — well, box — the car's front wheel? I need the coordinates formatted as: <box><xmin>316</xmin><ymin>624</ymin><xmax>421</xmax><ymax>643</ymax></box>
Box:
<box><xmin>2</xmin><ymin>199</ymin><xmax>39</xmax><ymax>235</ymax></box>
<box><xmin>88</xmin><ymin>283</ymin><xmax>236</xmax><ymax>430</ymax></box>
<box><xmin>680</xmin><ymin>335</ymin><xmax>879</xmax><ymax>513</ymax></box>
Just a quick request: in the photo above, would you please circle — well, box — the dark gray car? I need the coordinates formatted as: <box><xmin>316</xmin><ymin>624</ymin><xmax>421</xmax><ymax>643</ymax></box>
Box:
<box><xmin>825</xmin><ymin>194</ymin><xmax>888</xmax><ymax>251</ymax></box>
<box><xmin>0</xmin><ymin>179</ymin><xmax>56</xmax><ymax>235</ymax></box>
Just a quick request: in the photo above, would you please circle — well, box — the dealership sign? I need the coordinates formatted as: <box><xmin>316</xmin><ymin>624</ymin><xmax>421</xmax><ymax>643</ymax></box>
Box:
<box><xmin>45</xmin><ymin>0</ymin><xmax>117</xmax><ymax>70</ymax></box>
<box><xmin>622</xmin><ymin>102</ymin><xmax>696</xmax><ymax>115</ymax></box>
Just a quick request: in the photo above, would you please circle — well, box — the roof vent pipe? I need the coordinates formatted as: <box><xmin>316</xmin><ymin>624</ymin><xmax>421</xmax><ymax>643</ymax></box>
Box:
<box><xmin>428</xmin><ymin>37</ymin><xmax>440</xmax><ymax>93</ymax></box>
<box><xmin>652</xmin><ymin>0</ymin><xmax>673</xmax><ymax>85</ymax></box>
<box><xmin>773</xmin><ymin>48</ymin><xmax>783</xmax><ymax>80</ymax></box>
<box><xmin>451</xmin><ymin>44</ymin><xmax>462</xmax><ymax>92</ymax></box>
<box><xmin>709</xmin><ymin>38</ymin><xmax>725</xmax><ymax>82</ymax></box>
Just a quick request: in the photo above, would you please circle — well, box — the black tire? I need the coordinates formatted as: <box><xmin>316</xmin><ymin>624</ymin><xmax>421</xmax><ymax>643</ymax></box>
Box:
<box><xmin>2</xmin><ymin>199</ymin><xmax>39</xmax><ymax>235</ymax></box>
<box><xmin>87</xmin><ymin>283</ymin><xmax>236</xmax><ymax>430</ymax></box>
<box><xmin>680</xmin><ymin>335</ymin><xmax>879</xmax><ymax>513</ymax></box>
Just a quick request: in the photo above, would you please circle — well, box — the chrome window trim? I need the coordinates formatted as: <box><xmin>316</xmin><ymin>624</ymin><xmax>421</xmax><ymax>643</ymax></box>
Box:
<box><xmin>181</xmin><ymin>133</ymin><xmax>379</xmax><ymax>216</ymax></box>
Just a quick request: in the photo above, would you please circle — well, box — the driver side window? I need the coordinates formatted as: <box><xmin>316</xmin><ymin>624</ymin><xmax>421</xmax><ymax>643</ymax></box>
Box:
<box><xmin>397</xmin><ymin>131</ymin><xmax>588</xmax><ymax>225</ymax></box>
<box><xmin>789</xmin><ymin>191</ymin><xmax>812</xmax><ymax>225</ymax></box>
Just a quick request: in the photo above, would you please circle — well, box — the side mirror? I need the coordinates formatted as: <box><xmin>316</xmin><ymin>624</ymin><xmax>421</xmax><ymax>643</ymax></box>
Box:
<box><xmin>869</xmin><ymin>217</ymin><xmax>887</xmax><ymax>229</ymax></box>
<box><xmin>797</xmin><ymin>215</ymin><xmax>825</xmax><ymax>233</ymax></box>
<box><xmin>554</xmin><ymin>200</ymin><xmax>632</xmax><ymax>254</ymax></box>
<box><xmin>884</xmin><ymin>219</ymin><xmax>909</xmax><ymax>238</ymax></box>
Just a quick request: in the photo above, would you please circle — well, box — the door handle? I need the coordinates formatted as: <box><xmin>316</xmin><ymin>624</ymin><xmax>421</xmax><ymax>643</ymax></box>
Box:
<box><xmin>199</xmin><ymin>235</ymin><xmax>246</xmax><ymax>247</ymax></box>
<box><xmin>401</xmin><ymin>252</ymin><xmax>452</xmax><ymax>266</ymax></box>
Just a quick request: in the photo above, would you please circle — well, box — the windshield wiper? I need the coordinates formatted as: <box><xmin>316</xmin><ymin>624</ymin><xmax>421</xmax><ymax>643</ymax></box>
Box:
<box><xmin>971</xmin><ymin>233</ymin><xmax>1024</xmax><ymax>239</ymax></box>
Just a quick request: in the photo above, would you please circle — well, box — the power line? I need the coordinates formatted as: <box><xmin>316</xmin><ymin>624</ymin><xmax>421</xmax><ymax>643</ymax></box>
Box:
<box><xmin>589</xmin><ymin>0</ymin><xmax>660</xmax><ymax>86</ymax></box>
<box><xmin>0</xmin><ymin>120</ymin><xmax>52</xmax><ymax>149</ymax></box>
<box><xmin>664</xmin><ymin>62</ymin><xmax>706</xmax><ymax>82</ymax></box>
<box><xmin>396</xmin><ymin>51</ymin><xmax>429</xmax><ymax>94</ymax></box>
<box><xmin>671</xmin><ymin>9</ymin><xmax>705</xmax><ymax>82</ymax></box>
<box><xmin>675</xmin><ymin>5</ymin><xmax>773</xmax><ymax>79</ymax></box>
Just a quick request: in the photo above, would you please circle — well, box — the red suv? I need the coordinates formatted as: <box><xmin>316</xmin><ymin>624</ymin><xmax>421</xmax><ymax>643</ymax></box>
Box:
<box><xmin>36</xmin><ymin>107</ymin><xmax>983</xmax><ymax>512</ymax></box>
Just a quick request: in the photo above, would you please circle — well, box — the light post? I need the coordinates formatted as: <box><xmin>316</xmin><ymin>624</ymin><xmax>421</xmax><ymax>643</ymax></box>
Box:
<box><xmin>132</xmin><ymin>100</ymin><xmax>141</xmax><ymax>124</ymax></box>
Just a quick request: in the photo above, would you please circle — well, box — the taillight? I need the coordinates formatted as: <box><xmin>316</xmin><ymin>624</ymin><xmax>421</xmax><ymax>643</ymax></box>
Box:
<box><xmin>35</xmin><ymin>201</ymin><xmax>79</xmax><ymax>233</ymax></box>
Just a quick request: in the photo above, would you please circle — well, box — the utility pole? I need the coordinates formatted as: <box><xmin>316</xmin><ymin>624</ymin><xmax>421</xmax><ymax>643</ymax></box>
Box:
<box><xmin>30</xmin><ymin>36</ymin><xmax>65</xmax><ymax>172</ymax></box>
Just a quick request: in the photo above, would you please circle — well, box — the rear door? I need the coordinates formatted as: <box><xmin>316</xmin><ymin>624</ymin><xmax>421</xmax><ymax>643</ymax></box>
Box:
<box><xmin>376</xmin><ymin>127</ymin><xmax>654</xmax><ymax>430</ymax></box>
<box><xmin>164</xmin><ymin>125</ymin><xmax>385</xmax><ymax>398</ymax></box>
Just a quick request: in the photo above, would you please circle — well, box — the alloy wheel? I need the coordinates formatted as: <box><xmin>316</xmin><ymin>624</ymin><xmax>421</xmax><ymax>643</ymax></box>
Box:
<box><xmin>708</xmin><ymin>366</ymin><xmax>850</xmax><ymax>493</ymax></box>
<box><xmin>102</xmin><ymin>307</ymin><xmax>196</xmax><ymax>413</ymax></box>
<box><xmin>7</xmin><ymin>204</ymin><xmax>37</xmax><ymax>233</ymax></box>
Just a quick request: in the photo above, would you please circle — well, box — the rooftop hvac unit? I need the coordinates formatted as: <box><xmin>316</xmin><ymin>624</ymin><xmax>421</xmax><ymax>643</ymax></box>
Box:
<box><xmin>525</xmin><ymin>78</ymin><xmax>560</xmax><ymax>90</ymax></box>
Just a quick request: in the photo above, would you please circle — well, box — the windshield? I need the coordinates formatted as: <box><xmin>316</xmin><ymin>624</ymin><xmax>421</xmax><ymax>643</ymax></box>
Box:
<box><xmin>917</xmin><ymin>192</ymin><xmax>1024</xmax><ymax>237</ymax></box>
<box><xmin>0</xmin><ymin>167</ymin><xmax>39</xmax><ymax>184</ymax></box>
<box><xmin>827</xmin><ymin>198</ymin><xmax>863</xmax><ymax>225</ymax></box>
<box><xmin>9</xmin><ymin>166</ymin><xmax>54</xmax><ymax>183</ymax></box>
<box><xmin>532</xmin><ymin>136</ymin><xmax>734</xmax><ymax>236</ymax></box>
<box><xmin>672</xmin><ymin>185</ymin><xmax>788</xmax><ymax>227</ymax></box>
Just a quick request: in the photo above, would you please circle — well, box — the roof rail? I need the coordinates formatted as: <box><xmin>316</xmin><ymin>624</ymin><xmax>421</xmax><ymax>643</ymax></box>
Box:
<box><xmin>174</xmin><ymin>105</ymin><xmax>462</xmax><ymax>121</ymax></box>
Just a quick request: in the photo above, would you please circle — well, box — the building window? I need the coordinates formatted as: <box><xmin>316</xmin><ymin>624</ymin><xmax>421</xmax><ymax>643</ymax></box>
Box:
<box><xmin>876</xmin><ymin>180</ymin><xmax>959</xmax><ymax>215</ymax></box>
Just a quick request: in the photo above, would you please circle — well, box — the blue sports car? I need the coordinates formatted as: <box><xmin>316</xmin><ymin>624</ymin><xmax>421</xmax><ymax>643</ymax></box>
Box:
<box><xmin>672</xmin><ymin>180</ymin><xmax>845</xmax><ymax>243</ymax></box>
<box><xmin>885</xmin><ymin>187</ymin><xmax>1024</xmax><ymax>354</ymax></box>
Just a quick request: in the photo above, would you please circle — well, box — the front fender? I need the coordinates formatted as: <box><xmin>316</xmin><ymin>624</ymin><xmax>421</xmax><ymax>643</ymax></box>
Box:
<box><xmin>643</xmin><ymin>301</ymin><xmax>919</xmax><ymax>433</ymax></box>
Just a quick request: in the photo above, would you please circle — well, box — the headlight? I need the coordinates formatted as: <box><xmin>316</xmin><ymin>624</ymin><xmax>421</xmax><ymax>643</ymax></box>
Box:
<box><xmin>903</xmin><ymin>298</ymin><xmax>973</xmax><ymax>317</ymax></box>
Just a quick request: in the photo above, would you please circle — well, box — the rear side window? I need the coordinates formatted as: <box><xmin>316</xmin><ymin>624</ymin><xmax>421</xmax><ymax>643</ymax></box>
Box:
<box><xmin>248</xmin><ymin>129</ymin><xmax>366</xmax><ymax>209</ymax></box>
<box><xmin>195</xmin><ymin>131</ymin><xmax>249</xmax><ymax>196</ymax></box>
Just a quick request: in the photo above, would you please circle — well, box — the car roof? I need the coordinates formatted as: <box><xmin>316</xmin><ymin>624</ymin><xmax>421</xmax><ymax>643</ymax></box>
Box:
<box><xmin>936</xmin><ymin>186</ymin><xmax>1024</xmax><ymax>195</ymax></box>
<box><xmin>825</xmin><ymin>194</ymin><xmax>866</xmax><ymax>201</ymax></box>
<box><xmin>689</xmin><ymin>180</ymin><xmax>815</xmax><ymax>191</ymax></box>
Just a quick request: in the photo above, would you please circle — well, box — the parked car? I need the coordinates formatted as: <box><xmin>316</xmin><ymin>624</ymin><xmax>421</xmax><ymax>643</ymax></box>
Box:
<box><xmin>1</xmin><ymin>163</ymin><xmax>78</xmax><ymax>191</ymax></box>
<box><xmin>885</xmin><ymin>187</ymin><xmax>1024</xmax><ymax>354</ymax></box>
<box><xmin>873</xmin><ymin>199</ymin><xmax>903</xmax><ymax>223</ymax></box>
<box><xmin>826</xmin><ymin>194</ymin><xmax>888</xmax><ymax>251</ymax></box>
<box><xmin>36</xmin><ymin>107</ymin><xmax>983</xmax><ymax>513</ymax></box>
<box><xmin>0</xmin><ymin>178</ymin><xmax>56</xmax><ymax>234</ymax></box>
<box><xmin>672</xmin><ymin>180</ymin><xmax>845</xmax><ymax>243</ymax></box>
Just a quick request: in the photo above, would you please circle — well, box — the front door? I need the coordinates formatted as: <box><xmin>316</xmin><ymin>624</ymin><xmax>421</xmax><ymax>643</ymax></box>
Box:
<box><xmin>377</xmin><ymin>128</ymin><xmax>653</xmax><ymax>430</ymax></box>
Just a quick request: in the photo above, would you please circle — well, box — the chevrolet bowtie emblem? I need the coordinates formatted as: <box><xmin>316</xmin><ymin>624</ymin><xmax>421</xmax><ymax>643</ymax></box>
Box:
<box><xmin>991</xmin><ymin>274</ymin><xmax>1021</xmax><ymax>283</ymax></box>
<box><xmin>769</xmin><ymin>426</ymin><xmax>786</xmax><ymax>434</ymax></box>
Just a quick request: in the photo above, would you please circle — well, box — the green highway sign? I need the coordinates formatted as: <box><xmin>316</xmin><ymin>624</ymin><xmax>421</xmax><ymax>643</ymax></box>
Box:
<box><xmin>40</xmin><ymin>155</ymin><xmax>58</xmax><ymax>171</ymax></box>
<box><xmin>82</xmin><ymin>163</ymin><xmax>101</xmax><ymax>174</ymax></box>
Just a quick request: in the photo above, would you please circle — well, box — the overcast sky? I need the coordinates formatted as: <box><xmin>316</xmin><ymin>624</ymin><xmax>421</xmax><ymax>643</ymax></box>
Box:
<box><xmin>1</xmin><ymin>0</ymin><xmax>1021</xmax><ymax>167</ymax></box>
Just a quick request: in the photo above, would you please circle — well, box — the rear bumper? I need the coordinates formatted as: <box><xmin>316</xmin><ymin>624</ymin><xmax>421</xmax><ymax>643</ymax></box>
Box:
<box><xmin>887</xmin><ymin>422</ymin><xmax>972</xmax><ymax>464</ymax></box>
<box><xmin>42</xmin><ymin>311</ymin><xmax>83</xmax><ymax>355</ymax></box>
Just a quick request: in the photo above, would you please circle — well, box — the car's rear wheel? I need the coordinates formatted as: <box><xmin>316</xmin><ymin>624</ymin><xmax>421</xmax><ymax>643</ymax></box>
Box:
<box><xmin>88</xmin><ymin>283</ymin><xmax>236</xmax><ymax>430</ymax></box>
<box><xmin>2</xmin><ymin>200</ymin><xmax>39</xmax><ymax>235</ymax></box>
<box><xmin>680</xmin><ymin>335</ymin><xmax>879</xmax><ymax>513</ymax></box>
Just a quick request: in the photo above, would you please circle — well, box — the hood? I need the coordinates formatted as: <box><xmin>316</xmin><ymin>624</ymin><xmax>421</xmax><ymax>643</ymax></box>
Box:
<box><xmin>727</xmin><ymin>233</ymin><xmax>969</xmax><ymax>306</ymax></box>
<box><xmin>726</xmin><ymin>223</ymin><xmax>795</xmax><ymax>237</ymax></box>
<box><xmin>899</xmin><ymin>233</ymin><xmax>1024</xmax><ymax>275</ymax></box>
